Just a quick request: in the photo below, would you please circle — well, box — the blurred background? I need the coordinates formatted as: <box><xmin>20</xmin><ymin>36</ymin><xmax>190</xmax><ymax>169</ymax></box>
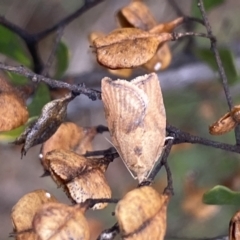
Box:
<box><xmin>0</xmin><ymin>0</ymin><xmax>240</xmax><ymax>239</ymax></box>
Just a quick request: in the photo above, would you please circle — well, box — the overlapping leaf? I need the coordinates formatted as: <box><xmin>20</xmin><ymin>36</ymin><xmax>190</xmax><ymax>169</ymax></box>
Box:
<box><xmin>11</xmin><ymin>190</ymin><xmax>57</xmax><ymax>240</ymax></box>
<box><xmin>13</xmin><ymin>92</ymin><xmax>77</xmax><ymax>156</ymax></box>
<box><xmin>115</xmin><ymin>186</ymin><xmax>169</xmax><ymax>240</ymax></box>
<box><xmin>40</xmin><ymin>122</ymin><xmax>98</xmax><ymax>170</ymax></box>
<box><xmin>33</xmin><ymin>202</ymin><xmax>90</xmax><ymax>240</ymax></box>
<box><xmin>45</xmin><ymin>149</ymin><xmax>112</xmax><ymax>209</ymax></box>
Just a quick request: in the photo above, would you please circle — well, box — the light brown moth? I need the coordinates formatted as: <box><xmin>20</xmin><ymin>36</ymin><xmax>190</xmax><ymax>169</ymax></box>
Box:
<box><xmin>101</xmin><ymin>73</ymin><xmax>166</xmax><ymax>182</ymax></box>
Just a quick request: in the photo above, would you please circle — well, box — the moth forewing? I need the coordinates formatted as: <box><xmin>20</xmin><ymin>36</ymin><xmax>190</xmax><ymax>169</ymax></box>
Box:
<box><xmin>134</xmin><ymin>73</ymin><xmax>166</xmax><ymax>168</ymax></box>
<box><xmin>101</xmin><ymin>73</ymin><xmax>166</xmax><ymax>183</ymax></box>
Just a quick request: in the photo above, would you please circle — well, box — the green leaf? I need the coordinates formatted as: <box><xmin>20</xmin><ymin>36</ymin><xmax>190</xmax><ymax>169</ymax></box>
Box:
<box><xmin>55</xmin><ymin>41</ymin><xmax>69</xmax><ymax>78</ymax></box>
<box><xmin>203</xmin><ymin>185</ymin><xmax>240</xmax><ymax>205</ymax></box>
<box><xmin>7</xmin><ymin>72</ymin><xmax>28</xmax><ymax>86</ymax></box>
<box><xmin>192</xmin><ymin>0</ymin><xmax>225</xmax><ymax>17</ymax></box>
<box><xmin>27</xmin><ymin>83</ymin><xmax>51</xmax><ymax>117</ymax></box>
<box><xmin>195</xmin><ymin>48</ymin><xmax>239</xmax><ymax>85</ymax></box>
<box><xmin>0</xmin><ymin>25</ymin><xmax>32</xmax><ymax>67</ymax></box>
<box><xmin>0</xmin><ymin>116</ymin><xmax>37</xmax><ymax>143</ymax></box>
<box><xmin>0</xmin><ymin>125</ymin><xmax>25</xmax><ymax>143</ymax></box>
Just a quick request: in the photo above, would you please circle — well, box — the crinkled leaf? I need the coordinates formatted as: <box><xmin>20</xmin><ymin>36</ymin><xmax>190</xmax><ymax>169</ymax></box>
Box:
<box><xmin>0</xmin><ymin>25</ymin><xmax>31</xmax><ymax>67</ymax></box>
<box><xmin>14</xmin><ymin>93</ymin><xmax>76</xmax><ymax>157</ymax></box>
<box><xmin>192</xmin><ymin>0</ymin><xmax>225</xmax><ymax>18</ymax></box>
<box><xmin>33</xmin><ymin>203</ymin><xmax>90</xmax><ymax>240</ymax></box>
<box><xmin>27</xmin><ymin>83</ymin><xmax>51</xmax><ymax>117</ymax></box>
<box><xmin>55</xmin><ymin>41</ymin><xmax>69</xmax><ymax>78</ymax></box>
<box><xmin>116</xmin><ymin>186</ymin><xmax>169</xmax><ymax>240</ymax></box>
<box><xmin>195</xmin><ymin>48</ymin><xmax>239</xmax><ymax>85</ymax></box>
<box><xmin>40</xmin><ymin>122</ymin><xmax>98</xmax><ymax>170</ymax></box>
<box><xmin>93</xmin><ymin>28</ymin><xmax>172</xmax><ymax>69</ymax></box>
<box><xmin>11</xmin><ymin>189</ymin><xmax>57</xmax><ymax>240</ymax></box>
<box><xmin>45</xmin><ymin>149</ymin><xmax>111</xmax><ymax>209</ymax></box>
<box><xmin>203</xmin><ymin>185</ymin><xmax>240</xmax><ymax>205</ymax></box>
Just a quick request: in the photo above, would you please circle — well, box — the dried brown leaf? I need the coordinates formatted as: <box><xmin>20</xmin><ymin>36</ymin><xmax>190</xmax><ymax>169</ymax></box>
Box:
<box><xmin>45</xmin><ymin>149</ymin><xmax>111</xmax><ymax>209</ymax></box>
<box><xmin>40</xmin><ymin>122</ymin><xmax>97</xmax><ymax>169</ymax></box>
<box><xmin>143</xmin><ymin>43</ymin><xmax>172</xmax><ymax>71</ymax></box>
<box><xmin>117</xmin><ymin>1</ymin><xmax>157</xmax><ymax>30</ymax></box>
<box><xmin>115</xmin><ymin>186</ymin><xmax>169</xmax><ymax>240</ymax></box>
<box><xmin>209</xmin><ymin>111</ymin><xmax>237</xmax><ymax>135</ymax></box>
<box><xmin>230</xmin><ymin>211</ymin><xmax>240</xmax><ymax>240</ymax></box>
<box><xmin>89</xmin><ymin>31</ymin><xmax>133</xmax><ymax>77</ymax></box>
<box><xmin>11</xmin><ymin>189</ymin><xmax>57</xmax><ymax>240</ymax></box>
<box><xmin>93</xmin><ymin>28</ymin><xmax>172</xmax><ymax>69</ymax></box>
<box><xmin>0</xmin><ymin>76</ymin><xmax>28</xmax><ymax>132</ymax></box>
<box><xmin>33</xmin><ymin>202</ymin><xmax>90</xmax><ymax>240</ymax></box>
<box><xmin>13</xmin><ymin>92</ymin><xmax>77</xmax><ymax>157</ymax></box>
<box><xmin>149</xmin><ymin>17</ymin><xmax>184</xmax><ymax>34</ymax></box>
<box><xmin>102</xmin><ymin>73</ymin><xmax>166</xmax><ymax>182</ymax></box>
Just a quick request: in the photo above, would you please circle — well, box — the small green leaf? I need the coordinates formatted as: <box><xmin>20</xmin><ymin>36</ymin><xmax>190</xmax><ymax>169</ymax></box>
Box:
<box><xmin>55</xmin><ymin>41</ymin><xmax>69</xmax><ymax>78</ymax></box>
<box><xmin>0</xmin><ymin>125</ymin><xmax>25</xmax><ymax>143</ymax></box>
<box><xmin>195</xmin><ymin>48</ymin><xmax>239</xmax><ymax>85</ymax></box>
<box><xmin>28</xmin><ymin>83</ymin><xmax>51</xmax><ymax>117</ymax></box>
<box><xmin>192</xmin><ymin>0</ymin><xmax>225</xmax><ymax>18</ymax></box>
<box><xmin>7</xmin><ymin>72</ymin><xmax>28</xmax><ymax>86</ymax></box>
<box><xmin>203</xmin><ymin>185</ymin><xmax>240</xmax><ymax>205</ymax></box>
<box><xmin>0</xmin><ymin>26</ymin><xmax>32</xmax><ymax>67</ymax></box>
<box><xmin>0</xmin><ymin>116</ymin><xmax>37</xmax><ymax>143</ymax></box>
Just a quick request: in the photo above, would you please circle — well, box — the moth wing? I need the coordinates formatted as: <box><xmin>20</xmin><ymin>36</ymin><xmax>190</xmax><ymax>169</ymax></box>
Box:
<box><xmin>101</xmin><ymin>77</ymin><xmax>148</xmax><ymax>134</ymax></box>
<box><xmin>132</xmin><ymin>73</ymin><xmax>166</xmax><ymax>169</ymax></box>
<box><xmin>101</xmin><ymin>77</ymin><xmax>148</xmax><ymax>179</ymax></box>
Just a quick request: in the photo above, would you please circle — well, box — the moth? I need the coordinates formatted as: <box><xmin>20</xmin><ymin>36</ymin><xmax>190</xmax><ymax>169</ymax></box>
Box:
<box><xmin>101</xmin><ymin>73</ymin><xmax>166</xmax><ymax>182</ymax></box>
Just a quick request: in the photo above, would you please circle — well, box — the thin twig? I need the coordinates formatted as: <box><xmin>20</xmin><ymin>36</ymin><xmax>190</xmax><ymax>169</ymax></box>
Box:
<box><xmin>171</xmin><ymin>31</ymin><xmax>215</xmax><ymax>41</ymax></box>
<box><xmin>0</xmin><ymin>0</ymin><xmax>106</xmax><ymax>73</ymax></box>
<box><xmin>34</xmin><ymin>0</ymin><xmax>105</xmax><ymax>41</ymax></box>
<box><xmin>167</xmin><ymin>124</ymin><xmax>240</xmax><ymax>153</ymax></box>
<box><xmin>140</xmin><ymin>137</ymin><xmax>175</xmax><ymax>187</ymax></box>
<box><xmin>197</xmin><ymin>0</ymin><xmax>240</xmax><ymax>145</ymax></box>
<box><xmin>0</xmin><ymin>16</ymin><xmax>43</xmax><ymax>73</ymax></box>
<box><xmin>83</xmin><ymin>147</ymin><xmax>118</xmax><ymax>158</ymax></box>
<box><xmin>0</xmin><ymin>63</ymin><xmax>101</xmax><ymax>100</ymax></box>
<box><xmin>42</xmin><ymin>27</ymin><xmax>65</xmax><ymax>76</ymax></box>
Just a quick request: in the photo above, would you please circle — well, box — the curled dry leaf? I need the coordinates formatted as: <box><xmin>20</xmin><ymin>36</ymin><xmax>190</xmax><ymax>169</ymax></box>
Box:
<box><xmin>40</xmin><ymin>122</ymin><xmax>97</xmax><ymax>170</ymax></box>
<box><xmin>149</xmin><ymin>17</ymin><xmax>184</xmax><ymax>34</ymax></box>
<box><xmin>13</xmin><ymin>92</ymin><xmax>77</xmax><ymax>157</ymax></box>
<box><xmin>33</xmin><ymin>202</ymin><xmax>90</xmax><ymax>240</ymax></box>
<box><xmin>89</xmin><ymin>32</ymin><xmax>133</xmax><ymax>78</ymax></box>
<box><xmin>102</xmin><ymin>73</ymin><xmax>166</xmax><ymax>182</ymax></box>
<box><xmin>11</xmin><ymin>189</ymin><xmax>57</xmax><ymax>240</ymax></box>
<box><xmin>93</xmin><ymin>28</ymin><xmax>172</xmax><ymax>69</ymax></box>
<box><xmin>117</xmin><ymin>2</ymin><xmax>182</xmax><ymax>71</ymax></box>
<box><xmin>115</xmin><ymin>186</ymin><xmax>169</xmax><ymax>240</ymax></box>
<box><xmin>45</xmin><ymin>149</ymin><xmax>111</xmax><ymax>209</ymax></box>
<box><xmin>0</xmin><ymin>76</ymin><xmax>28</xmax><ymax>132</ymax></box>
<box><xmin>117</xmin><ymin>1</ymin><xmax>156</xmax><ymax>30</ymax></box>
<box><xmin>209</xmin><ymin>107</ymin><xmax>240</xmax><ymax>135</ymax></box>
<box><xmin>229</xmin><ymin>210</ymin><xmax>240</xmax><ymax>240</ymax></box>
